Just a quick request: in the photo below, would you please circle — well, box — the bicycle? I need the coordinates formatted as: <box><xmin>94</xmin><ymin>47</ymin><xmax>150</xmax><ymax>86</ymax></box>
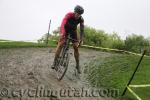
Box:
<box><xmin>52</xmin><ymin>35</ymin><xmax>81</xmax><ymax>81</ymax></box>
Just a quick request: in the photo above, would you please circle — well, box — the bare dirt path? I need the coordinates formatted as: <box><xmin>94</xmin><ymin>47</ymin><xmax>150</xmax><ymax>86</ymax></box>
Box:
<box><xmin>0</xmin><ymin>48</ymin><xmax>113</xmax><ymax>100</ymax></box>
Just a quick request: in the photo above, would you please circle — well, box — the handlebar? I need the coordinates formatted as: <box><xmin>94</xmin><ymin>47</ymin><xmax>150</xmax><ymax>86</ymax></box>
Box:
<box><xmin>67</xmin><ymin>37</ymin><xmax>82</xmax><ymax>48</ymax></box>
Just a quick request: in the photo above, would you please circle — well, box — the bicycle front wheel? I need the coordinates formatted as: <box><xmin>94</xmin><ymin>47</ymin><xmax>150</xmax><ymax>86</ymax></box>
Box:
<box><xmin>56</xmin><ymin>48</ymin><xmax>70</xmax><ymax>81</ymax></box>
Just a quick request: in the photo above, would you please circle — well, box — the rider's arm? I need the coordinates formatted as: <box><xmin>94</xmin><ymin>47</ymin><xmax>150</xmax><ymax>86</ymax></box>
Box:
<box><xmin>80</xmin><ymin>17</ymin><xmax>84</xmax><ymax>40</ymax></box>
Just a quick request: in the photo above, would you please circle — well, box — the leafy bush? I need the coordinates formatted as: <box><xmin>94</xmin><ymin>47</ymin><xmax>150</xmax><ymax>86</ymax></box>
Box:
<box><xmin>125</xmin><ymin>34</ymin><xmax>150</xmax><ymax>54</ymax></box>
<box><xmin>39</xmin><ymin>26</ymin><xmax>150</xmax><ymax>55</ymax></box>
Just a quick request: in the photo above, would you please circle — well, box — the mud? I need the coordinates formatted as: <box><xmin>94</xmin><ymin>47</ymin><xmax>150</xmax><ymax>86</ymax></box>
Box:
<box><xmin>0</xmin><ymin>48</ymin><xmax>113</xmax><ymax>100</ymax></box>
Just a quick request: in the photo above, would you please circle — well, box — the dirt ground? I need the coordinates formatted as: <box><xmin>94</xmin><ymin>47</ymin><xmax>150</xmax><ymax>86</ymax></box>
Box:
<box><xmin>0</xmin><ymin>47</ymin><xmax>113</xmax><ymax>100</ymax></box>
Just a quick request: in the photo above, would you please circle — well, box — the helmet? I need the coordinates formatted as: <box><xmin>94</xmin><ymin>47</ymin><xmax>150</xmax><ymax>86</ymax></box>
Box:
<box><xmin>74</xmin><ymin>5</ymin><xmax>84</xmax><ymax>15</ymax></box>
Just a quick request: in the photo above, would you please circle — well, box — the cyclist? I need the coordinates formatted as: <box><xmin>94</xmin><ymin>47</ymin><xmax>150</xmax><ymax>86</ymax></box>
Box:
<box><xmin>51</xmin><ymin>5</ymin><xmax>84</xmax><ymax>74</ymax></box>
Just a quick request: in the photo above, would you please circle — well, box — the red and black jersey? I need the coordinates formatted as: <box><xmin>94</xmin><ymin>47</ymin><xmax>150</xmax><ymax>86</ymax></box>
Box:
<box><xmin>60</xmin><ymin>12</ymin><xmax>84</xmax><ymax>35</ymax></box>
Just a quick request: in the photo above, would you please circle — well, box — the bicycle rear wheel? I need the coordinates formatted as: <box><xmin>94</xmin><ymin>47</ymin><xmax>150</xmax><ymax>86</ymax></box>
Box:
<box><xmin>56</xmin><ymin>47</ymin><xmax>70</xmax><ymax>81</ymax></box>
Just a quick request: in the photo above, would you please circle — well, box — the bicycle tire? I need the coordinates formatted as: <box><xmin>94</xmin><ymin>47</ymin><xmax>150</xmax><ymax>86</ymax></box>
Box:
<box><xmin>56</xmin><ymin>47</ymin><xmax>70</xmax><ymax>81</ymax></box>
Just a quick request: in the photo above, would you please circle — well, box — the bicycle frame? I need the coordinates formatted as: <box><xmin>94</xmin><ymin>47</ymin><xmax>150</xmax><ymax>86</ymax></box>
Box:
<box><xmin>55</xmin><ymin>35</ymin><xmax>79</xmax><ymax>80</ymax></box>
<box><xmin>58</xmin><ymin>37</ymin><xmax>70</xmax><ymax>66</ymax></box>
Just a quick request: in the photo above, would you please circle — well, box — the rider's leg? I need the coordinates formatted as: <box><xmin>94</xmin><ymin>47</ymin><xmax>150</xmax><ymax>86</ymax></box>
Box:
<box><xmin>70</xmin><ymin>30</ymin><xmax>81</xmax><ymax>74</ymax></box>
<box><xmin>51</xmin><ymin>36</ymin><xmax>65</xmax><ymax>69</ymax></box>
<box><xmin>55</xmin><ymin>43</ymin><xmax>63</xmax><ymax>62</ymax></box>
<box><xmin>73</xmin><ymin>42</ymin><xmax>81</xmax><ymax>74</ymax></box>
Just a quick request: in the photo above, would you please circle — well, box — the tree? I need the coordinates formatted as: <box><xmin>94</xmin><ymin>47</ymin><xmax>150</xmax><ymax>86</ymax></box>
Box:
<box><xmin>125</xmin><ymin>34</ymin><xmax>150</xmax><ymax>53</ymax></box>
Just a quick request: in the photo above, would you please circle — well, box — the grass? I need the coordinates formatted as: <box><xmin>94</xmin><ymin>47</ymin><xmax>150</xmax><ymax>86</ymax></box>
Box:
<box><xmin>86</xmin><ymin>53</ymin><xmax>150</xmax><ymax>100</ymax></box>
<box><xmin>0</xmin><ymin>39</ymin><xmax>11</xmax><ymax>41</ymax></box>
<box><xmin>0</xmin><ymin>41</ymin><xmax>46</xmax><ymax>48</ymax></box>
<box><xmin>0</xmin><ymin>39</ymin><xmax>57</xmax><ymax>48</ymax></box>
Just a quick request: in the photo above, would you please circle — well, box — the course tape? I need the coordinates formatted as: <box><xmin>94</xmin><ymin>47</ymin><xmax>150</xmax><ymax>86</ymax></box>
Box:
<box><xmin>127</xmin><ymin>86</ymin><xmax>142</xmax><ymax>100</ymax></box>
<box><xmin>129</xmin><ymin>84</ymin><xmax>150</xmax><ymax>88</ymax></box>
<box><xmin>1</xmin><ymin>39</ymin><xmax>149</xmax><ymax>57</ymax></box>
<box><xmin>50</xmin><ymin>39</ymin><xmax>150</xmax><ymax>57</ymax></box>
<box><xmin>81</xmin><ymin>45</ymin><xmax>150</xmax><ymax>57</ymax></box>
